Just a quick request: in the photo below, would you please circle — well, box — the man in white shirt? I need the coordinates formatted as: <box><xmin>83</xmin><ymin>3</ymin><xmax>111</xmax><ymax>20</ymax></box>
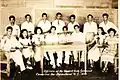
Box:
<box><xmin>67</xmin><ymin>14</ymin><xmax>79</xmax><ymax>32</ymax></box>
<box><xmin>83</xmin><ymin>14</ymin><xmax>98</xmax><ymax>35</ymax></box>
<box><xmin>1</xmin><ymin>26</ymin><xmax>25</xmax><ymax>72</ymax></box>
<box><xmin>37</xmin><ymin>13</ymin><xmax>51</xmax><ymax>33</ymax></box>
<box><xmin>83</xmin><ymin>14</ymin><xmax>97</xmax><ymax>43</ymax></box>
<box><xmin>99</xmin><ymin>13</ymin><xmax>118</xmax><ymax>34</ymax></box>
<box><xmin>21</xmin><ymin>14</ymin><xmax>34</xmax><ymax>34</ymax></box>
<box><xmin>52</xmin><ymin>12</ymin><xmax>65</xmax><ymax>33</ymax></box>
<box><xmin>5</xmin><ymin>15</ymin><xmax>20</xmax><ymax>37</ymax></box>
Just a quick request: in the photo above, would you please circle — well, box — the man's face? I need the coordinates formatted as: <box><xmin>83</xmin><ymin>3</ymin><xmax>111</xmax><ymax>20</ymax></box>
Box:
<box><xmin>56</xmin><ymin>14</ymin><xmax>62</xmax><ymax>20</ymax></box>
<box><xmin>103</xmin><ymin>16</ymin><xmax>108</xmax><ymax>21</ymax></box>
<box><xmin>88</xmin><ymin>16</ymin><xmax>92</xmax><ymax>22</ymax></box>
<box><xmin>26</xmin><ymin>16</ymin><xmax>30</xmax><ymax>22</ymax></box>
<box><xmin>70</xmin><ymin>17</ymin><xmax>75</xmax><ymax>22</ymax></box>
<box><xmin>42</xmin><ymin>15</ymin><xmax>47</xmax><ymax>20</ymax></box>
<box><xmin>10</xmin><ymin>18</ymin><xmax>15</xmax><ymax>25</ymax></box>
<box><xmin>7</xmin><ymin>29</ymin><xmax>12</xmax><ymax>36</ymax></box>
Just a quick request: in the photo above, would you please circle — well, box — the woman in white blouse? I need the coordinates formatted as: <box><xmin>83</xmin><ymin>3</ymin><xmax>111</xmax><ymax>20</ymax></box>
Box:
<box><xmin>19</xmin><ymin>29</ymin><xmax>34</xmax><ymax>69</ymax></box>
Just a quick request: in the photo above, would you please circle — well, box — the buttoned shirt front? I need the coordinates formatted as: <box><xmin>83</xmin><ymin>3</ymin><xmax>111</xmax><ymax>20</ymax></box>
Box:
<box><xmin>99</xmin><ymin>21</ymin><xmax>118</xmax><ymax>33</ymax></box>
<box><xmin>21</xmin><ymin>21</ymin><xmax>34</xmax><ymax>34</ymax></box>
<box><xmin>5</xmin><ymin>24</ymin><xmax>20</xmax><ymax>36</ymax></box>
<box><xmin>37</xmin><ymin>20</ymin><xmax>51</xmax><ymax>33</ymax></box>
<box><xmin>83</xmin><ymin>21</ymin><xmax>97</xmax><ymax>35</ymax></box>
<box><xmin>52</xmin><ymin>20</ymin><xmax>65</xmax><ymax>33</ymax></box>
<box><xmin>67</xmin><ymin>22</ymin><xmax>79</xmax><ymax>32</ymax></box>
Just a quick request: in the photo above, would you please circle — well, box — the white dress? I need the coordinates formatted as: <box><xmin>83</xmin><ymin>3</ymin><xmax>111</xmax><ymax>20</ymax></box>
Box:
<box><xmin>19</xmin><ymin>38</ymin><xmax>33</xmax><ymax>58</ymax></box>
<box><xmin>101</xmin><ymin>36</ymin><xmax>118</xmax><ymax>63</ymax></box>
<box><xmin>32</xmin><ymin>34</ymin><xmax>44</xmax><ymax>62</ymax></box>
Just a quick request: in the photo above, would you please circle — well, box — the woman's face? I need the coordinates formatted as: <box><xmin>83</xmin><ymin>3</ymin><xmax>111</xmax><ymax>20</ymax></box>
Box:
<box><xmin>37</xmin><ymin>29</ymin><xmax>41</xmax><ymax>34</ymax></box>
<box><xmin>51</xmin><ymin>28</ymin><xmax>55</xmax><ymax>33</ymax></box>
<box><xmin>63</xmin><ymin>28</ymin><xmax>67</xmax><ymax>32</ymax></box>
<box><xmin>22</xmin><ymin>31</ymin><xmax>27</xmax><ymax>38</ymax></box>
<box><xmin>98</xmin><ymin>28</ymin><xmax>102</xmax><ymax>35</ymax></box>
<box><xmin>109</xmin><ymin>31</ymin><xmax>114</xmax><ymax>37</ymax></box>
<box><xmin>74</xmin><ymin>26</ymin><xmax>79</xmax><ymax>33</ymax></box>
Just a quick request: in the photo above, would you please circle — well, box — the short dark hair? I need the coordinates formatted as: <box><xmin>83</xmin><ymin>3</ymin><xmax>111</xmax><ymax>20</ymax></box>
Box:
<box><xmin>107</xmin><ymin>28</ymin><xmax>116</xmax><ymax>35</ymax></box>
<box><xmin>74</xmin><ymin>25</ymin><xmax>80</xmax><ymax>29</ymax></box>
<box><xmin>102</xmin><ymin>13</ymin><xmax>109</xmax><ymax>18</ymax></box>
<box><xmin>42</xmin><ymin>13</ymin><xmax>47</xmax><ymax>17</ymax></box>
<box><xmin>20</xmin><ymin>29</ymin><xmax>29</xmax><ymax>39</ymax></box>
<box><xmin>9</xmin><ymin>15</ymin><xmax>15</xmax><ymax>21</ymax></box>
<box><xmin>98</xmin><ymin>27</ymin><xmax>106</xmax><ymax>35</ymax></box>
<box><xmin>70</xmin><ymin>14</ymin><xmax>76</xmax><ymax>19</ymax></box>
<box><xmin>62</xmin><ymin>26</ymin><xmax>68</xmax><ymax>31</ymax></box>
<box><xmin>34</xmin><ymin>27</ymin><xmax>43</xmax><ymax>34</ymax></box>
<box><xmin>25</xmin><ymin>14</ymin><xmax>32</xmax><ymax>20</ymax></box>
<box><xmin>49</xmin><ymin>26</ymin><xmax>56</xmax><ymax>33</ymax></box>
<box><xmin>87</xmin><ymin>14</ymin><xmax>93</xmax><ymax>18</ymax></box>
<box><xmin>6</xmin><ymin>26</ymin><xmax>13</xmax><ymax>31</ymax></box>
<box><xmin>56</xmin><ymin>12</ymin><xmax>62</xmax><ymax>17</ymax></box>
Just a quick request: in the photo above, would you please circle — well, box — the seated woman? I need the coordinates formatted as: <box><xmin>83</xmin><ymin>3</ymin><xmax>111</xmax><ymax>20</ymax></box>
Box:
<box><xmin>1</xmin><ymin>26</ymin><xmax>25</xmax><ymax>73</ymax></box>
<box><xmin>87</xmin><ymin>32</ymin><xmax>101</xmax><ymax>69</ymax></box>
<box><xmin>19</xmin><ymin>29</ymin><xmax>34</xmax><ymax>69</ymax></box>
<box><xmin>32</xmin><ymin>27</ymin><xmax>44</xmax><ymax>74</ymax></box>
<box><xmin>101</xmin><ymin>28</ymin><xmax>118</xmax><ymax>72</ymax></box>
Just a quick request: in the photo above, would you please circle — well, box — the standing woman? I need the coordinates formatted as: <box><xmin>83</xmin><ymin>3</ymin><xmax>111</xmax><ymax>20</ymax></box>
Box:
<box><xmin>32</xmin><ymin>27</ymin><xmax>44</xmax><ymax>74</ymax></box>
<box><xmin>19</xmin><ymin>29</ymin><xmax>33</xmax><ymax>69</ymax></box>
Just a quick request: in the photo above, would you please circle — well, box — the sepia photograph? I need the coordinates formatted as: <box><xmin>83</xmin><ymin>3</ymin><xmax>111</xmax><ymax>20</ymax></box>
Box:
<box><xmin>0</xmin><ymin>0</ymin><xmax>119</xmax><ymax>80</ymax></box>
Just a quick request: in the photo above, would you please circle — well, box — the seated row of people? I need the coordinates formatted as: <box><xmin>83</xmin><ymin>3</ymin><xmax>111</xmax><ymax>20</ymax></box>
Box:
<box><xmin>0</xmin><ymin>24</ymin><xmax>118</xmax><ymax>74</ymax></box>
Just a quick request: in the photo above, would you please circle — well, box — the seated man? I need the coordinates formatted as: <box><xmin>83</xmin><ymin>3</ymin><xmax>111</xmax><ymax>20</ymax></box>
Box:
<box><xmin>1</xmin><ymin>26</ymin><xmax>25</xmax><ymax>72</ymax></box>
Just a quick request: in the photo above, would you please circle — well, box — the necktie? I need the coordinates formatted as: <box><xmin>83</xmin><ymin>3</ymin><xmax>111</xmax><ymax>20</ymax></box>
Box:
<box><xmin>58</xmin><ymin>20</ymin><xmax>59</xmax><ymax>25</ymax></box>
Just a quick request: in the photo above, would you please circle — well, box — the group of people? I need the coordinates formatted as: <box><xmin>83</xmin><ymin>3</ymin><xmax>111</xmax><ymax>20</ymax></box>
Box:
<box><xmin>0</xmin><ymin>12</ymin><xmax>118</xmax><ymax>75</ymax></box>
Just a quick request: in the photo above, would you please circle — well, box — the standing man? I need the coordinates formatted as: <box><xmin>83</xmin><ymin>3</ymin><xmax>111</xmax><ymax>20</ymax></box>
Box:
<box><xmin>83</xmin><ymin>14</ymin><xmax>97</xmax><ymax>35</ymax></box>
<box><xmin>37</xmin><ymin>13</ymin><xmax>51</xmax><ymax>33</ymax></box>
<box><xmin>99</xmin><ymin>13</ymin><xmax>118</xmax><ymax>34</ymax></box>
<box><xmin>52</xmin><ymin>12</ymin><xmax>65</xmax><ymax>33</ymax></box>
<box><xmin>5</xmin><ymin>15</ymin><xmax>20</xmax><ymax>38</ymax></box>
<box><xmin>67</xmin><ymin>14</ymin><xmax>79</xmax><ymax>32</ymax></box>
<box><xmin>83</xmin><ymin>14</ymin><xmax>98</xmax><ymax>43</ymax></box>
<box><xmin>21</xmin><ymin>14</ymin><xmax>35</xmax><ymax>34</ymax></box>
